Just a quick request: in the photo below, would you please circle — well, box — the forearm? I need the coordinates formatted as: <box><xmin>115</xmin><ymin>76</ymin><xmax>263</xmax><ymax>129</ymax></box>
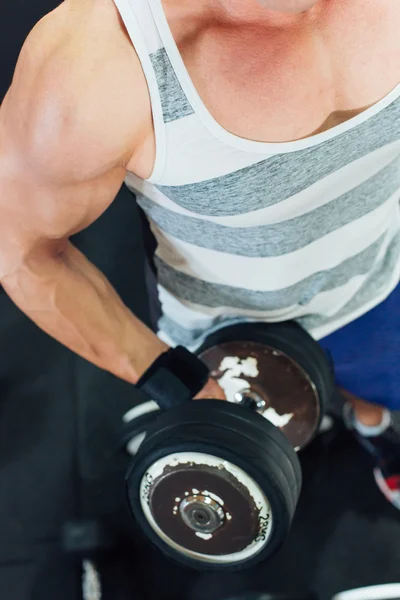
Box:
<box><xmin>1</xmin><ymin>241</ymin><xmax>168</xmax><ymax>383</ymax></box>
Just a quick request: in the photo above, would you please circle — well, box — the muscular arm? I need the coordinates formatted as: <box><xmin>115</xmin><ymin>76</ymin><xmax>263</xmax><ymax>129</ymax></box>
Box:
<box><xmin>0</xmin><ymin>1</ymin><xmax>168</xmax><ymax>384</ymax></box>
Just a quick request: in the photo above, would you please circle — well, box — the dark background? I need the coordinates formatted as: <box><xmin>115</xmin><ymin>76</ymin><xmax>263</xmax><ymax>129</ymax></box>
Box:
<box><xmin>0</xmin><ymin>2</ymin><xmax>399</xmax><ymax>600</ymax></box>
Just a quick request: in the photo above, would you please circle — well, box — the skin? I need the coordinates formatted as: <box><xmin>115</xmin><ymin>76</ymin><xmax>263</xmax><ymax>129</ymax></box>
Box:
<box><xmin>0</xmin><ymin>0</ymin><xmax>392</xmax><ymax>418</ymax></box>
<box><xmin>0</xmin><ymin>0</ymin><xmax>167</xmax><ymax>385</ymax></box>
<box><xmin>257</xmin><ymin>0</ymin><xmax>321</xmax><ymax>12</ymax></box>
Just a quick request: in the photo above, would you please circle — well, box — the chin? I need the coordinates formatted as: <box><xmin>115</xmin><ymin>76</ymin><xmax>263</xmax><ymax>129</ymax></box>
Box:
<box><xmin>258</xmin><ymin>0</ymin><xmax>320</xmax><ymax>13</ymax></box>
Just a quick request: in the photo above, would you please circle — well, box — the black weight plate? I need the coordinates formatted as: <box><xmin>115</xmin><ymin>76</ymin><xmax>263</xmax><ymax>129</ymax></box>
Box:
<box><xmin>198</xmin><ymin>341</ymin><xmax>319</xmax><ymax>451</ymax></box>
<box><xmin>128</xmin><ymin>440</ymin><xmax>291</xmax><ymax>570</ymax></box>
<box><xmin>163</xmin><ymin>399</ymin><xmax>302</xmax><ymax>513</ymax></box>
<box><xmin>197</xmin><ymin>322</ymin><xmax>335</xmax><ymax>449</ymax></box>
<box><xmin>136</xmin><ymin>400</ymin><xmax>301</xmax><ymax>512</ymax></box>
<box><xmin>127</xmin><ymin>401</ymin><xmax>300</xmax><ymax>571</ymax></box>
<box><xmin>199</xmin><ymin>400</ymin><xmax>302</xmax><ymax>509</ymax></box>
<box><xmin>121</xmin><ymin>411</ymin><xmax>161</xmax><ymax>451</ymax></box>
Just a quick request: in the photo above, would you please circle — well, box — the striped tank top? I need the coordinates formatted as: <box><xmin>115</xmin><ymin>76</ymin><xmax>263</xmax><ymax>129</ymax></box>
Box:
<box><xmin>115</xmin><ymin>0</ymin><xmax>400</xmax><ymax>350</ymax></box>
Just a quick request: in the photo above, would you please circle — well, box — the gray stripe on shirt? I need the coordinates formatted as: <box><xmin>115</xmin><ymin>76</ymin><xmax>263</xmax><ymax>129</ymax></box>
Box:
<box><xmin>159</xmin><ymin>234</ymin><xmax>400</xmax><ymax>347</ymax></box>
<box><xmin>155</xmin><ymin>99</ymin><xmax>400</xmax><ymax>216</ymax></box>
<box><xmin>150</xmin><ymin>48</ymin><xmax>195</xmax><ymax>123</ymax></box>
<box><xmin>138</xmin><ymin>157</ymin><xmax>400</xmax><ymax>257</ymax></box>
<box><xmin>299</xmin><ymin>239</ymin><xmax>400</xmax><ymax>333</ymax></box>
<box><xmin>155</xmin><ymin>232</ymin><xmax>393</xmax><ymax>311</ymax></box>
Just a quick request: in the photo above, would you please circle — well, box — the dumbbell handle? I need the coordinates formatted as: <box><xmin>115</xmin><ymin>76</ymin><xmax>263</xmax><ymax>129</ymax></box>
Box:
<box><xmin>136</xmin><ymin>346</ymin><xmax>210</xmax><ymax>410</ymax></box>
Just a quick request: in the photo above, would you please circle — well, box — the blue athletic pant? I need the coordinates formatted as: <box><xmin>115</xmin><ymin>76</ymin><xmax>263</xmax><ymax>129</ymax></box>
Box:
<box><xmin>320</xmin><ymin>284</ymin><xmax>400</xmax><ymax>411</ymax></box>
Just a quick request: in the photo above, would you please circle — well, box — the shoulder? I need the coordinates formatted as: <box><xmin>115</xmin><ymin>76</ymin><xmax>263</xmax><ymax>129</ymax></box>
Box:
<box><xmin>1</xmin><ymin>0</ymin><xmax>151</xmax><ymax>182</ymax></box>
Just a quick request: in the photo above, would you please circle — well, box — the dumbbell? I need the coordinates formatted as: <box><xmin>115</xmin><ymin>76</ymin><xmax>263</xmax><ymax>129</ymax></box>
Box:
<box><xmin>123</xmin><ymin>321</ymin><xmax>334</xmax><ymax>571</ymax></box>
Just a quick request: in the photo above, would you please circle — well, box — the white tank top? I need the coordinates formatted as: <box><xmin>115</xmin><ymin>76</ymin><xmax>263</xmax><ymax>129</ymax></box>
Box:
<box><xmin>114</xmin><ymin>0</ymin><xmax>400</xmax><ymax>349</ymax></box>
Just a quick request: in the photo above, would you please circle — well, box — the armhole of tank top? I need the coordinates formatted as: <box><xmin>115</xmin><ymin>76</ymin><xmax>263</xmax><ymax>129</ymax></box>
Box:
<box><xmin>113</xmin><ymin>0</ymin><xmax>167</xmax><ymax>184</ymax></box>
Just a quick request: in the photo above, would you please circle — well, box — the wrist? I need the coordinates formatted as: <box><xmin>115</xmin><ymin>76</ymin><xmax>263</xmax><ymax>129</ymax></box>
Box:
<box><xmin>136</xmin><ymin>345</ymin><xmax>210</xmax><ymax>409</ymax></box>
<box><xmin>131</xmin><ymin>340</ymin><xmax>170</xmax><ymax>385</ymax></box>
<box><xmin>118</xmin><ymin>322</ymin><xmax>170</xmax><ymax>385</ymax></box>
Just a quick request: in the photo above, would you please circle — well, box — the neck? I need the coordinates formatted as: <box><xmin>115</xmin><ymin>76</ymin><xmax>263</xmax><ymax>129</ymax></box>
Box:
<box><xmin>214</xmin><ymin>0</ymin><xmax>322</xmax><ymax>25</ymax></box>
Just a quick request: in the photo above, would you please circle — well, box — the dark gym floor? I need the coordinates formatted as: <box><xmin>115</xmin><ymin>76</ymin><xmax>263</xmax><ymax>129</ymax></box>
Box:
<box><xmin>1</xmin><ymin>3</ymin><xmax>399</xmax><ymax>600</ymax></box>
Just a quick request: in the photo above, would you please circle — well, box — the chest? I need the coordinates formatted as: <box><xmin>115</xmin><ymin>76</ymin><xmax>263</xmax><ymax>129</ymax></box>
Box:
<box><xmin>165</xmin><ymin>0</ymin><xmax>400</xmax><ymax>143</ymax></box>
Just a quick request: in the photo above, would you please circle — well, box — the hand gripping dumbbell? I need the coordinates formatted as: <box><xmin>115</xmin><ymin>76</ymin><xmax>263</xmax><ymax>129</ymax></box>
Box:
<box><xmin>123</xmin><ymin>322</ymin><xmax>334</xmax><ymax>571</ymax></box>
